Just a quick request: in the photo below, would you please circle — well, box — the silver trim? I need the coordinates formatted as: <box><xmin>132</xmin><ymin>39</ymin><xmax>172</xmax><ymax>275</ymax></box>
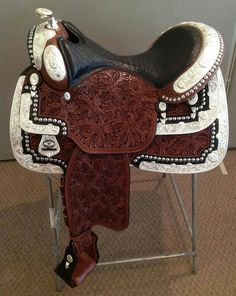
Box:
<box><xmin>19</xmin><ymin>92</ymin><xmax>59</xmax><ymax>135</ymax></box>
<box><xmin>43</xmin><ymin>45</ymin><xmax>67</xmax><ymax>81</ymax></box>
<box><xmin>140</xmin><ymin>70</ymin><xmax>228</xmax><ymax>174</ymax></box>
<box><xmin>10</xmin><ymin>76</ymin><xmax>63</xmax><ymax>174</ymax></box>
<box><xmin>173</xmin><ymin>22</ymin><xmax>221</xmax><ymax>94</ymax></box>
<box><xmin>32</xmin><ymin>22</ymin><xmax>56</xmax><ymax>70</ymax></box>
<box><xmin>38</xmin><ymin>135</ymin><xmax>60</xmax><ymax>157</ymax></box>
<box><xmin>156</xmin><ymin>71</ymin><xmax>221</xmax><ymax>135</ymax></box>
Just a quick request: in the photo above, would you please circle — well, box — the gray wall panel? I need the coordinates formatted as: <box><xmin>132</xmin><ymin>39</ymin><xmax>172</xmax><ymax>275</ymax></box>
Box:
<box><xmin>1</xmin><ymin>0</ymin><xmax>236</xmax><ymax>159</ymax></box>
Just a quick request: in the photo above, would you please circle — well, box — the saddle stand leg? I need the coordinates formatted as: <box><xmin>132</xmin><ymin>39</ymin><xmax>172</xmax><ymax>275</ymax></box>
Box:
<box><xmin>46</xmin><ymin>175</ymin><xmax>63</xmax><ymax>291</ymax></box>
<box><xmin>192</xmin><ymin>174</ymin><xmax>198</xmax><ymax>274</ymax></box>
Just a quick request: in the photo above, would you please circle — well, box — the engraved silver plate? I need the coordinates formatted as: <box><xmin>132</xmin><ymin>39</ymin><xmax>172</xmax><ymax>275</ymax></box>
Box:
<box><xmin>10</xmin><ymin>76</ymin><xmax>63</xmax><ymax>174</ymax></box>
<box><xmin>32</xmin><ymin>22</ymin><xmax>55</xmax><ymax>70</ymax></box>
<box><xmin>43</xmin><ymin>45</ymin><xmax>66</xmax><ymax>81</ymax></box>
<box><xmin>156</xmin><ymin>70</ymin><xmax>222</xmax><ymax>135</ymax></box>
<box><xmin>38</xmin><ymin>135</ymin><xmax>60</xmax><ymax>157</ymax></box>
<box><xmin>173</xmin><ymin>22</ymin><xmax>220</xmax><ymax>94</ymax></box>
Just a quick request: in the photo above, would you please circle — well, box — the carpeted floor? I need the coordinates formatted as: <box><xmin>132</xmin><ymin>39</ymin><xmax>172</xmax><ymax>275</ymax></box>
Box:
<box><xmin>0</xmin><ymin>150</ymin><xmax>236</xmax><ymax>296</ymax></box>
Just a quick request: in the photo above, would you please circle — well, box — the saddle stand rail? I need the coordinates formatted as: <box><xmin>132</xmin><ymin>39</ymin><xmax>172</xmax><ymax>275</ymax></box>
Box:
<box><xmin>47</xmin><ymin>173</ymin><xmax>197</xmax><ymax>292</ymax></box>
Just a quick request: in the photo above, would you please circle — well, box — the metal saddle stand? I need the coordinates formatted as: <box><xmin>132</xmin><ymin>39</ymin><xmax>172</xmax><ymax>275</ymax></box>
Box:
<box><xmin>47</xmin><ymin>172</ymin><xmax>197</xmax><ymax>292</ymax></box>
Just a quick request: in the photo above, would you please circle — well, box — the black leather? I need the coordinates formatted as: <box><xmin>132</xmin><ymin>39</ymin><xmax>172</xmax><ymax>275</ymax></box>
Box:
<box><xmin>58</xmin><ymin>21</ymin><xmax>202</xmax><ymax>88</ymax></box>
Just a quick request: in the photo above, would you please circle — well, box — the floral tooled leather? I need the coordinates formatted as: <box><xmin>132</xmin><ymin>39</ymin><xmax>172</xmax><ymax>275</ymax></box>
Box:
<box><xmin>38</xmin><ymin>68</ymin><xmax>158</xmax><ymax>154</ymax></box>
<box><xmin>129</xmin><ymin>126</ymin><xmax>211</xmax><ymax>162</ymax></box>
<box><xmin>64</xmin><ymin>146</ymin><xmax>130</xmax><ymax>235</ymax></box>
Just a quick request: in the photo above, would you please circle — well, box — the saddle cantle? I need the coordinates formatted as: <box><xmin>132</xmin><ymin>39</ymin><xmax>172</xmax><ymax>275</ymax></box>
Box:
<box><xmin>10</xmin><ymin>8</ymin><xmax>228</xmax><ymax>287</ymax></box>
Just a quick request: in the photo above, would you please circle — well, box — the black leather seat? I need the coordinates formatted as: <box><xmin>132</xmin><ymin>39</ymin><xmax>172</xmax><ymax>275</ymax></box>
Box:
<box><xmin>58</xmin><ymin>21</ymin><xmax>202</xmax><ymax>88</ymax></box>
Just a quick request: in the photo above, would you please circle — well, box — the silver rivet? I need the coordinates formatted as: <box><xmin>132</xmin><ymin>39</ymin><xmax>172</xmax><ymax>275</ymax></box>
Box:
<box><xmin>66</xmin><ymin>254</ymin><xmax>73</xmax><ymax>263</ymax></box>
<box><xmin>65</xmin><ymin>261</ymin><xmax>70</xmax><ymax>269</ymax></box>
<box><xmin>64</xmin><ymin>92</ymin><xmax>71</xmax><ymax>101</ymax></box>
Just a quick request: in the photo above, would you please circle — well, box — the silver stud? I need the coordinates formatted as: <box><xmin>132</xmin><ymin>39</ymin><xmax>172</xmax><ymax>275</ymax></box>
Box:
<box><xmin>65</xmin><ymin>261</ymin><xmax>70</xmax><ymax>269</ymax></box>
<box><xmin>64</xmin><ymin>92</ymin><xmax>71</xmax><ymax>101</ymax></box>
<box><xmin>62</xmin><ymin>132</ymin><xmax>67</xmax><ymax>135</ymax></box>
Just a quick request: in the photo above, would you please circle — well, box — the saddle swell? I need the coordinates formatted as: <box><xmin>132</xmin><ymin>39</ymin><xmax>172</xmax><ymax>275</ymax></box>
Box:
<box><xmin>10</xmin><ymin>8</ymin><xmax>228</xmax><ymax>288</ymax></box>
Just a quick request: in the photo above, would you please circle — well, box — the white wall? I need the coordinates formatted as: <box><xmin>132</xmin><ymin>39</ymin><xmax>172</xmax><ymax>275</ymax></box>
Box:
<box><xmin>1</xmin><ymin>0</ymin><xmax>236</xmax><ymax>159</ymax></box>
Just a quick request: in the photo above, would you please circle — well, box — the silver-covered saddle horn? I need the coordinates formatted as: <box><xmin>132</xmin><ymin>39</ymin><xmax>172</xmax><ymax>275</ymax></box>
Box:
<box><xmin>35</xmin><ymin>8</ymin><xmax>58</xmax><ymax>30</ymax></box>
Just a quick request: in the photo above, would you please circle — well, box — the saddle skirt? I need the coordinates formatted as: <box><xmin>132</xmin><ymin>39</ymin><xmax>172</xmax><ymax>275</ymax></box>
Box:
<box><xmin>10</xmin><ymin>8</ymin><xmax>228</xmax><ymax>287</ymax></box>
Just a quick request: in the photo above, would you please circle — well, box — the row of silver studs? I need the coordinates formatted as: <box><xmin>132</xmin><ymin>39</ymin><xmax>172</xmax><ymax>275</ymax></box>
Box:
<box><xmin>132</xmin><ymin>121</ymin><xmax>217</xmax><ymax>166</ymax></box>
<box><xmin>22</xmin><ymin>131</ymin><xmax>67</xmax><ymax>170</ymax></box>
<box><xmin>161</xmin><ymin>34</ymin><xmax>224</xmax><ymax>103</ymax></box>
<box><xmin>26</xmin><ymin>72</ymin><xmax>68</xmax><ymax>136</ymax></box>
<box><xmin>27</xmin><ymin>26</ymin><xmax>36</xmax><ymax>68</ymax></box>
<box><xmin>158</xmin><ymin>87</ymin><xmax>208</xmax><ymax>123</ymax></box>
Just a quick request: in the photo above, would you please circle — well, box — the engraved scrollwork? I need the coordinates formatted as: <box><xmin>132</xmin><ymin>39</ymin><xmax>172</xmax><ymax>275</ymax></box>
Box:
<box><xmin>10</xmin><ymin>75</ymin><xmax>63</xmax><ymax>174</ymax></box>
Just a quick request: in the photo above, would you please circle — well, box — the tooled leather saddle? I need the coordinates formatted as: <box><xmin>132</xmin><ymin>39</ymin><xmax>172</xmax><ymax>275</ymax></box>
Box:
<box><xmin>10</xmin><ymin>8</ymin><xmax>228</xmax><ymax>287</ymax></box>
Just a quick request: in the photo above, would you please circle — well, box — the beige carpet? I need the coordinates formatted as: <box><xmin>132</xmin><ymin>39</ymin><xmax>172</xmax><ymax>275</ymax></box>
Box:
<box><xmin>1</xmin><ymin>151</ymin><xmax>236</xmax><ymax>296</ymax></box>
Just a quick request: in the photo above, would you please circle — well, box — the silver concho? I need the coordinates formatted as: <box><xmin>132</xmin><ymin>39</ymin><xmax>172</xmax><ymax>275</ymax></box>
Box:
<box><xmin>64</xmin><ymin>92</ymin><xmax>71</xmax><ymax>101</ymax></box>
<box><xmin>43</xmin><ymin>45</ymin><xmax>66</xmax><ymax>81</ymax></box>
<box><xmin>158</xmin><ymin>101</ymin><xmax>167</xmax><ymax>111</ymax></box>
<box><xmin>30</xmin><ymin>73</ymin><xmax>39</xmax><ymax>86</ymax></box>
<box><xmin>188</xmin><ymin>94</ymin><xmax>198</xmax><ymax>105</ymax></box>
<box><xmin>38</xmin><ymin>134</ymin><xmax>60</xmax><ymax>157</ymax></box>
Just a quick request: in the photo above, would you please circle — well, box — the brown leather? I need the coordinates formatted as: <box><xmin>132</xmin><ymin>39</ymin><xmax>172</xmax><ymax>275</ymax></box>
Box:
<box><xmin>71</xmin><ymin>231</ymin><xmax>99</xmax><ymax>286</ymax></box>
<box><xmin>64</xmin><ymin>146</ymin><xmax>130</xmax><ymax>233</ymax></box>
<box><xmin>72</xmin><ymin>251</ymin><xmax>96</xmax><ymax>286</ymax></box>
<box><xmin>38</xmin><ymin>68</ymin><xmax>158</xmax><ymax>153</ymax></box>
